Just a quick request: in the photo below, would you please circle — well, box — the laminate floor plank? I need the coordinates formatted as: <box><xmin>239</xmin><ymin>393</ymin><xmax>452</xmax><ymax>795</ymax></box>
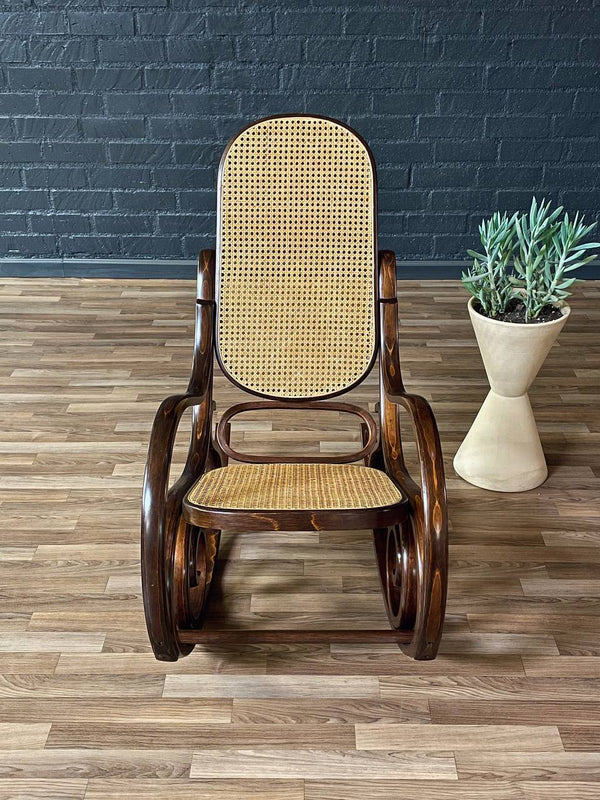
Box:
<box><xmin>163</xmin><ymin>675</ymin><xmax>380</xmax><ymax>699</ymax></box>
<box><xmin>429</xmin><ymin>702</ymin><xmax>600</xmax><ymax>725</ymax></box>
<box><xmin>375</xmin><ymin>676</ymin><xmax>600</xmax><ymax>701</ymax></box>
<box><xmin>355</xmin><ymin>723</ymin><xmax>563</xmax><ymax>752</ymax></box>
<box><xmin>518</xmin><ymin>784</ymin><xmax>600</xmax><ymax>800</ymax></box>
<box><xmin>0</xmin><ymin>778</ymin><xmax>87</xmax><ymax>799</ymax></box>
<box><xmin>46</xmin><ymin>723</ymin><xmax>355</xmax><ymax>750</ymax></box>
<box><xmin>189</xmin><ymin>748</ymin><xmax>458</xmax><ymax>779</ymax></box>
<box><xmin>231</xmin><ymin>697</ymin><xmax>430</xmax><ymax>724</ymax></box>
<box><xmin>559</xmin><ymin>727</ymin><xmax>600</xmax><ymax>752</ymax></box>
<box><xmin>304</xmin><ymin>779</ymin><xmax>528</xmax><ymax>799</ymax></box>
<box><xmin>54</xmin><ymin>651</ymin><xmax>268</xmax><ymax>675</ymax></box>
<box><xmin>0</xmin><ymin>633</ymin><xmax>105</xmax><ymax>652</ymax></box>
<box><xmin>0</xmin><ymin>723</ymin><xmax>51</xmax><ymax>750</ymax></box>
<box><xmin>455</xmin><ymin>752</ymin><xmax>600</xmax><ymax>781</ymax></box>
<box><xmin>84</xmin><ymin>778</ymin><xmax>304</xmax><ymax>799</ymax></box>
<box><xmin>0</xmin><ymin>674</ymin><xmax>165</xmax><ymax>698</ymax></box>
<box><xmin>0</xmin><ymin>698</ymin><xmax>232</xmax><ymax>725</ymax></box>
<box><xmin>0</xmin><ymin>749</ymin><xmax>193</xmax><ymax>779</ymax></box>
<box><xmin>522</xmin><ymin>657</ymin><xmax>600</xmax><ymax>677</ymax></box>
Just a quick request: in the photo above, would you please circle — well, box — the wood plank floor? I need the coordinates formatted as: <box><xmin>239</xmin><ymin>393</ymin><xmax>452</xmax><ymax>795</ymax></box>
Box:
<box><xmin>0</xmin><ymin>277</ymin><xmax>598</xmax><ymax>799</ymax></box>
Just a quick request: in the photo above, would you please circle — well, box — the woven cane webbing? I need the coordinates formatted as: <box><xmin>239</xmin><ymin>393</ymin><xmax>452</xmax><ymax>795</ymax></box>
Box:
<box><xmin>186</xmin><ymin>463</ymin><xmax>403</xmax><ymax>512</ymax></box>
<box><xmin>217</xmin><ymin>115</ymin><xmax>376</xmax><ymax>399</ymax></box>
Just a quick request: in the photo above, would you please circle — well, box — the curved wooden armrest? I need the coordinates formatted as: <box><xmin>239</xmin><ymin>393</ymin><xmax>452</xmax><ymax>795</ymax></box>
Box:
<box><xmin>143</xmin><ymin>248</ymin><xmax>217</xmax><ymax>528</ymax></box>
<box><xmin>377</xmin><ymin>249</ymin><xmax>448</xmax><ymax>659</ymax></box>
<box><xmin>378</xmin><ymin>249</ymin><xmax>446</xmax><ymax>509</ymax></box>
<box><xmin>381</xmin><ymin>390</ymin><xmax>447</xmax><ymax>660</ymax></box>
<box><xmin>141</xmin><ymin>250</ymin><xmax>216</xmax><ymax>661</ymax></box>
<box><xmin>141</xmin><ymin>390</ymin><xmax>214</xmax><ymax>661</ymax></box>
<box><xmin>142</xmin><ymin>391</ymin><xmax>208</xmax><ymax>525</ymax></box>
<box><xmin>385</xmin><ymin>391</ymin><xmax>446</xmax><ymax>513</ymax></box>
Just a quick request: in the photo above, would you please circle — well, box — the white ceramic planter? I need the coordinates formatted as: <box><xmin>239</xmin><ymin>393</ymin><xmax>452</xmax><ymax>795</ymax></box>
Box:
<box><xmin>454</xmin><ymin>296</ymin><xmax>570</xmax><ymax>492</ymax></box>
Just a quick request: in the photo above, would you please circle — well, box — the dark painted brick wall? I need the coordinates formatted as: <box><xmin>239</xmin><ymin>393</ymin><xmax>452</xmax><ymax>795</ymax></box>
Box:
<box><xmin>0</xmin><ymin>0</ymin><xmax>599</xmax><ymax>261</ymax></box>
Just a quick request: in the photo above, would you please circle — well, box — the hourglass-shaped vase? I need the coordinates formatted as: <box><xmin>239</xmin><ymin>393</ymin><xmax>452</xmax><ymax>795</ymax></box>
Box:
<box><xmin>454</xmin><ymin>297</ymin><xmax>570</xmax><ymax>492</ymax></box>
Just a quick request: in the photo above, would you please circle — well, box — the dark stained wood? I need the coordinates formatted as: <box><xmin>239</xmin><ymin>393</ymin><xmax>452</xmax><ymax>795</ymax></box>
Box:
<box><xmin>140</xmin><ymin>249</ymin><xmax>220</xmax><ymax>661</ymax></box>
<box><xmin>147</xmin><ymin>248</ymin><xmax>446</xmax><ymax>659</ymax></box>
<box><xmin>172</xmin><ymin>526</ymin><xmax>220</xmax><ymax>632</ymax></box>
<box><xmin>177</xmin><ymin>629</ymin><xmax>412</xmax><ymax>645</ymax></box>
<box><xmin>376</xmin><ymin>250</ymin><xmax>448</xmax><ymax>660</ymax></box>
<box><xmin>141</xmin><ymin>125</ymin><xmax>448</xmax><ymax>662</ymax></box>
<box><xmin>182</xmin><ymin>495</ymin><xmax>410</xmax><ymax>534</ymax></box>
<box><xmin>214</xmin><ymin>400</ymin><xmax>379</xmax><ymax>464</ymax></box>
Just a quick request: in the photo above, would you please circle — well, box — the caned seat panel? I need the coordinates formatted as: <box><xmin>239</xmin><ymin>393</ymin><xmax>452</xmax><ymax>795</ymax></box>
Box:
<box><xmin>216</xmin><ymin>115</ymin><xmax>377</xmax><ymax>400</ymax></box>
<box><xmin>186</xmin><ymin>463</ymin><xmax>404</xmax><ymax>512</ymax></box>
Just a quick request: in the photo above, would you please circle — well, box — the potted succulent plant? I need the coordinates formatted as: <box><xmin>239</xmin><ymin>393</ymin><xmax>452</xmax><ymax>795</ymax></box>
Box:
<box><xmin>454</xmin><ymin>198</ymin><xmax>599</xmax><ymax>492</ymax></box>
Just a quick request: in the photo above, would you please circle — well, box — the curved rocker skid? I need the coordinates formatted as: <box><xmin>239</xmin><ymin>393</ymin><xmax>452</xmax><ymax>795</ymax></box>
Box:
<box><xmin>141</xmin><ymin>250</ymin><xmax>221</xmax><ymax>661</ymax></box>
<box><xmin>375</xmin><ymin>250</ymin><xmax>449</xmax><ymax>660</ymax></box>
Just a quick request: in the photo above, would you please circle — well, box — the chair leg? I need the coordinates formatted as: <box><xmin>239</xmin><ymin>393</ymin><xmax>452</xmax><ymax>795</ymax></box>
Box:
<box><xmin>374</xmin><ymin>513</ymin><xmax>446</xmax><ymax>660</ymax></box>
<box><xmin>374</xmin><ymin>522</ymin><xmax>417</xmax><ymax>631</ymax></box>
<box><xmin>172</xmin><ymin>523</ymin><xmax>220</xmax><ymax>651</ymax></box>
<box><xmin>142</xmin><ymin>500</ymin><xmax>220</xmax><ymax>662</ymax></box>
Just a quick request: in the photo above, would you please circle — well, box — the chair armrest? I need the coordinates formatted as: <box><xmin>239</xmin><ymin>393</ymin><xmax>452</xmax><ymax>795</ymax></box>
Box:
<box><xmin>377</xmin><ymin>249</ymin><xmax>447</xmax><ymax>659</ymax></box>
<box><xmin>142</xmin><ymin>392</ymin><xmax>208</xmax><ymax>519</ymax></box>
<box><xmin>141</xmin><ymin>390</ymin><xmax>213</xmax><ymax>661</ymax></box>
<box><xmin>377</xmin><ymin>249</ymin><xmax>446</xmax><ymax>509</ymax></box>
<box><xmin>143</xmin><ymin>249</ymin><xmax>217</xmax><ymax>529</ymax></box>
<box><xmin>141</xmin><ymin>249</ymin><xmax>216</xmax><ymax>661</ymax></box>
<box><xmin>383</xmin><ymin>390</ymin><xmax>446</xmax><ymax>524</ymax></box>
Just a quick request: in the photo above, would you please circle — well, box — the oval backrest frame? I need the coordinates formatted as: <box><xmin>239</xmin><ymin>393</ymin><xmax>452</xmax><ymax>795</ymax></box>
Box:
<box><xmin>214</xmin><ymin>114</ymin><xmax>379</xmax><ymax>401</ymax></box>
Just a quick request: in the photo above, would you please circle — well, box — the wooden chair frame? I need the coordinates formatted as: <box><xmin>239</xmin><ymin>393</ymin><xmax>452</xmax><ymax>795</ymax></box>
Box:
<box><xmin>141</xmin><ymin>247</ymin><xmax>448</xmax><ymax>662</ymax></box>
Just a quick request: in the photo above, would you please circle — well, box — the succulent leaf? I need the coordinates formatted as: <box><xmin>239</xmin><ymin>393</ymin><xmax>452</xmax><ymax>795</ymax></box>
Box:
<box><xmin>462</xmin><ymin>197</ymin><xmax>600</xmax><ymax>319</ymax></box>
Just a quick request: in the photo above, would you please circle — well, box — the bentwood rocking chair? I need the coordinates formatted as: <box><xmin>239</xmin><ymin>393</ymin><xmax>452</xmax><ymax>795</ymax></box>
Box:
<box><xmin>141</xmin><ymin>114</ymin><xmax>448</xmax><ymax>661</ymax></box>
